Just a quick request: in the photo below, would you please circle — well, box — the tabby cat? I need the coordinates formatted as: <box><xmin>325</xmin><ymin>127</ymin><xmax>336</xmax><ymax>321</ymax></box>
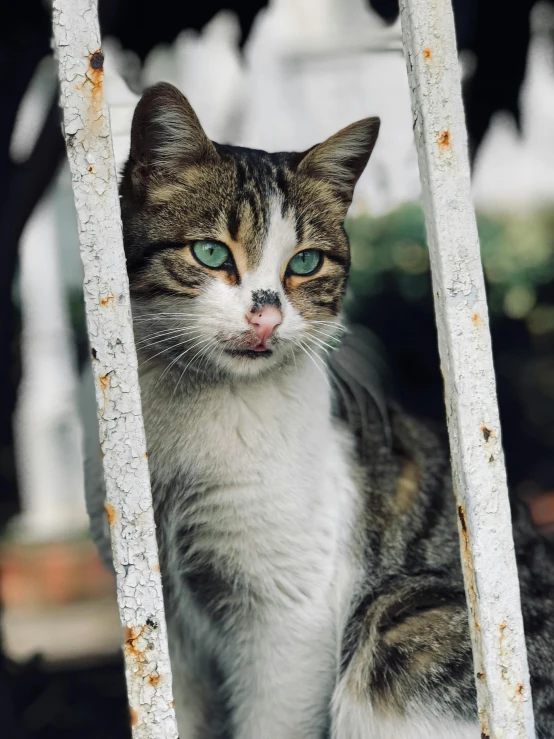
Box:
<box><xmin>87</xmin><ymin>81</ymin><xmax>554</xmax><ymax>738</ymax></box>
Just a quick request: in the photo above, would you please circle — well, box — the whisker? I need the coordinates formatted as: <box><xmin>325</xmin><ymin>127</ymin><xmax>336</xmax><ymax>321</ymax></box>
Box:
<box><xmin>309</xmin><ymin>326</ymin><xmax>343</xmax><ymax>343</ymax></box>
<box><xmin>204</xmin><ymin>341</ymin><xmax>221</xmax><ymax>376</ymax></box>
<box><xmin>158</xmin><ymin>336</ymin><xmax>213</xmax><ymax>386</ymax></box>
<box><xmin>173</xmin><ymin>338</ymin><xmax>215</xmax><ymax>395</ymax></box>
<box><xmin>301</xmin><ymin>340</ymin><xmax>329</xmax><ymax>372</ymax></box>
<box><xmin>138</xmin><ymin>332</ymin><xmax>206</xmax><ymax>356</ymax></box>
<box><xmin>309</xmin><ymin>320</ymin><xmax>344</xmax><ymax>328</ymax></box>
<box><xmin>139</xmin><ymin>333</ymin><xmax>205</xmax><ymax>370</ymax></box>
<box><xmin>199</xmin><ymin>340</ymin><xmax>220</xmax><ymax>373</ymax></box>
<box><xmin>305</xmin><ymin>333</ymin><xmax>336</xmax><ymax>353</ymax></box>
<box><xmin>133</xmin><ymin>313</ymin><xmax>218</xmax><ymax>322</ymax></box>
<box><xmin>294</xmin><ymin>340</ymin><xmax>329</xmax><ymax>385</ymax></box>
<box><xmin>136</xmin><ymin>327</ymin><xmax>204</xmax><ymax>348</ymax></box>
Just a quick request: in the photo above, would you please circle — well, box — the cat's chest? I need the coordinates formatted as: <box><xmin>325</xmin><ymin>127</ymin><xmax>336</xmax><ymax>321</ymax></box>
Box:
<box><xmin>144</xmin><ymin>371</ymin><xmax>336</xmax><ymax>497</ymax></box>
<box><xmin>141</xmin><ymin>371</ymin><xmax>359</xmax><ymax>600</ymax></box>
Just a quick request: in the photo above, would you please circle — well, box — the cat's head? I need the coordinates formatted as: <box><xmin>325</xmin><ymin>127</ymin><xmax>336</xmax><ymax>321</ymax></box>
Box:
<box><xmin>121</xmin><ymin>82</ymin><xmax>379</xmax><ymax>381</ymax></box>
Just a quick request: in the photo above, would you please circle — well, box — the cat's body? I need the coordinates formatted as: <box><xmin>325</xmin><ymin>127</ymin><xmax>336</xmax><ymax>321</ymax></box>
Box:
<box><xmin>140</xmin><ymin>357</ymin><xmax>358</xmax><ymax>738</ymax></box>
<box><xmin>86</xmin><ymin>82</ymin><xmax>554</xmax><ymax>738</ymax></box>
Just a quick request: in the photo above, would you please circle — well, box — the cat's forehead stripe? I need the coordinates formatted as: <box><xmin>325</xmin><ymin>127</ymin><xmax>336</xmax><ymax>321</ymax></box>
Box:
<box><xmin>224</xmin><ymin>154</ymin><xmax>295</xmax><ymax>270</ymax></box>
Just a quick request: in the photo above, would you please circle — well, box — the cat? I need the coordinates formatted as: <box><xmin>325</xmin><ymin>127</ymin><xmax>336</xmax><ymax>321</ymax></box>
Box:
<box><xmin>85</xmin><ymin>81</ymin><xmax>554</xmax><ymax>739</ymax></box>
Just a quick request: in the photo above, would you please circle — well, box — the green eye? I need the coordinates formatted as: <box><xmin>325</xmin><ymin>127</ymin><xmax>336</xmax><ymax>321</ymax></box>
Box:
<box><xmin>287</xmin><ymin>250</ymin><xmax>323</xmax><ymax>276</ymax></box>
<box><xmin>192</xmin><ymin>240</ymin><xmax>231</xmax><ymax>269</ymax></box>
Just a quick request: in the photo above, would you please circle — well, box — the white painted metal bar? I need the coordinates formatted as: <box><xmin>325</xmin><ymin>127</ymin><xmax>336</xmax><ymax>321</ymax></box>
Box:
<box><xmin>398</xmin><ymin>1</ymin><xmax>535</xmax><ymax>737</ymax></box>
<box><xmin>52</xmin><ymin>2</ymin><xmax>178</xmax><ymax>736</ymax></box>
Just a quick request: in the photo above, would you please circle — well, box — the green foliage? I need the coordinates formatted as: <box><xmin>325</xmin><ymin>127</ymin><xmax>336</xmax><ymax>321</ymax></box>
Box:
<box><xmin>345</xmin><ymin>204</ymin><xmax>554</xmax><ymax>334</ymax></box>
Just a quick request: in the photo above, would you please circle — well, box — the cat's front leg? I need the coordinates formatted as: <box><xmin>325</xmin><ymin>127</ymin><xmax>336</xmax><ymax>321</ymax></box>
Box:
<box><xmin>169</xmin><ymin>653</ymin><xmax>208</xmax><ymax>739</ymax></box>
<box><xmin>225</xmin><ymin>614</ymin><xmax>335</xmax><ymax>739</ymax></box>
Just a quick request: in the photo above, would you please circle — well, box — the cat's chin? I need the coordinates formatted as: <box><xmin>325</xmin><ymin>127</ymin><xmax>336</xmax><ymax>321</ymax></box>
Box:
<box><xmin>214</xmin><ymin>346</ymin><xmax>292</xmax><ymax>379</ymax></box>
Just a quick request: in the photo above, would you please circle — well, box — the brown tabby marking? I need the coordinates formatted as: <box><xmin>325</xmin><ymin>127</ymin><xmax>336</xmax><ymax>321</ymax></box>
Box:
<box><xmin>121</xmin><ymin>83</ymin><xmax>378</xmax><ymax>327</ymax></box>
<box><xmin>395</xmin><ymin>459</ymin><xmax>421</xmax><ymax>514</ymax></box>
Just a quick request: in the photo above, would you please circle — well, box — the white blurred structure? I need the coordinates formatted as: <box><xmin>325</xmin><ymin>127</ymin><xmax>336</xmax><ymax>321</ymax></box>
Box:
<box><xmin>105</xmin><ymin>0</ymin><xmax>554</xmax><ymax>212</ymax></box>
<box><xmin>14</xmin><ymin>174</ymin><xmax>88</xmax><ymax>539</ymax></box>
<box><xmin>10</xmin><ymin>0</ymin><xmax>554</xmax><ymax>540</ymax></box>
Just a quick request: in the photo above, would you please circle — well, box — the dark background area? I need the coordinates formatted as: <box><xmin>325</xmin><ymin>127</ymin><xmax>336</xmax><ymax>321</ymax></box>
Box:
<box><xmin>1</xmin><ymin>1</ymin><xmax>553</xmax><ymax>737</ymax></box>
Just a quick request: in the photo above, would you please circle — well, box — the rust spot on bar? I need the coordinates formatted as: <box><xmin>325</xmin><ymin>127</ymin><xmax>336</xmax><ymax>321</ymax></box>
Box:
<box><xmin>100</xmin><ymin>295</ymin><xmax>115</xmax><ymax>307</ymax></box>
<box><xmin>125</xmin><ymin>624</ymin><xmax>148</xmax><ymax>661</ymax></box>
<box><xmin>88</xmin><ymin>165</ymin><xmax>94</xmax><ymax>173</ymax></box>
<box><xmin>153</xmin><ymin>563</ymin><xmax>161</xmax><ymax>573</ymax></box>
<box><xmin>499</xmin><ymin>621</ymin><xmax>507</xmax><ymax>631</ymax></box>
<box><xmin>105</xmin><ymin>503</ymin><xmax>116</xmax><ymax>526</ymax></box>
<box><xmin>129</xmin><ymin>707</ymin><xmax>138</xmax><ymax>726</ymax></box>
<box><xmin>458</xmin><ymin>503</ymin><xmax>481</xmax><ymax>631</ymax></box>
<box><xmin>516</xmin><ymin>683</ymin><xmax>524</xmax><ymax>696</ymax></box>
<box><xmin>148</xmin><ymin>674</ymin><xmax>162</xmax><ymax>688</ymax></box>
<box><xmin>124</xmin><ymin>621</ymin><xmax>161</xmax><ymax>688</ymax></box>
<box><xmin>144</xmin><ymin>451</ymin><xmax>149</xmax><ymax>459</ymax></box>
<box><xmin>72</xmin><ymin>49</ymin><xmax>105</xmax><ymax>137</ymax></box>
<box><xmin>423</xmin><ymin>48</ymin><xmax>432</xmax><ymax>60</ymax></box>
<box><xmin>99</xmin><ymin>374</ymin><xmax>110</xmax><ymax>391</ymax></box>
<box><xmin>481</xmin><ymin>733</ymin><xmax>490</xmax><ymax>739</ymax></box>
<box><xmin>90</xmin><ymin>51</ymin><xmax>104</xmax><ymax>70</ymax></box>
<box><xmin>481</xmin><ymin>426</ymin><xmax>492</xmax><ymax>442</ymax></box>
<box><xmin>88</xmin><ymin>50</ymin><xmax>104</xmax><ymax>90</ymax></box>
<box><xmin>476</xmin><ymin>671</ymin><xmax>486</xmax><ymax>681</ymax></box>
<box><xmin>458</xmin><ymin>506</ymin><xmax>467</xmax><ymax>533</ymax></box>
<box><xmin>438</xmin><ymin>130</ymin><xmax>450</xmax><ymax>148</ymax></box>
<box><xmin>472</xmin><ymin>313</ymin><xmax>480</xmax><ymax>325</ymax></box>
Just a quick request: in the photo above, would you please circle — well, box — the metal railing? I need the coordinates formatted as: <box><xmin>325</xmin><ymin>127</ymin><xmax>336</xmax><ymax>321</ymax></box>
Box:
<box><xmin>399</xmin><ymin>2</ymin><xmax>534</xmax><ymax>736</ymax></box>
<box><xmin>53</xmin><ymin>0</ymin><xmax>535</xmax><ymax>736</ymax></box>
<box><xmin>53</xmin><ymin>1</ymin><xmax>178</xmax><ymax>736</ymax></box>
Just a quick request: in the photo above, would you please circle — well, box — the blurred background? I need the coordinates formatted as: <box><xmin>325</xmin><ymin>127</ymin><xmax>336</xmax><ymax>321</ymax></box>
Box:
<box><xmin>2</xmin><ymin>0</ymin><xmax>554</xmax><ymax>736</ymax></box>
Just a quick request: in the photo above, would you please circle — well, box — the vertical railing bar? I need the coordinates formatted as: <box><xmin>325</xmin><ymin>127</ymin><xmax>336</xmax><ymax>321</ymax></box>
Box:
<box><xmin>398</xmin><ymin>1</ymin><xmax>535</xmax><ymax>737</ymax></box>
<box><xmin>52</xmin><ymin>2</ymin><xmax>178</xmax><ymax>736</ymax></box>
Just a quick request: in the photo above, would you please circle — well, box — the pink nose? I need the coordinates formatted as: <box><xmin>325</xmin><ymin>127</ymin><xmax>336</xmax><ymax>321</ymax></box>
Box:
<box><xmin>247</xmin><ymin>305</ymin><xmax>283</xmax><ymax>343</ymax></box>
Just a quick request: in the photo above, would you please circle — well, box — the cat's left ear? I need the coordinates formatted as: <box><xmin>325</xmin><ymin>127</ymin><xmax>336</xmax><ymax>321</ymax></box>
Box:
<box><xmin>297</xmin><ymin>118</ymin><xmax>380</xmax><ymax>198</ymax></box>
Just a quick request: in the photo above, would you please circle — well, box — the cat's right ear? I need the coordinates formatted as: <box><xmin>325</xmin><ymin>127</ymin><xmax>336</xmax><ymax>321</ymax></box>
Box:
<box><xmin>297</xmin><ymin>118</ymin><xmax>380</xmax><ymax>201</ymax></box>
<box><xmin>128</xmin><ymin>82</ymin><xmax>216</xmax><ymax>186</ymax></box>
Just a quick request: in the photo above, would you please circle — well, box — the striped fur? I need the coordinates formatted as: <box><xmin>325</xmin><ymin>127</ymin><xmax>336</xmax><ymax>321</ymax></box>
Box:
<box><xmin>114</xmin><ymin>83</ymin><xmax>554</xmax><ymax>738</ymax></box>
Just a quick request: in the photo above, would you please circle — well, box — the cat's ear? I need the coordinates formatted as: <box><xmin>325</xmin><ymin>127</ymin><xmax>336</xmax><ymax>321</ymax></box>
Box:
<box><xmin>129</xmin><ymin>82</ymin><xmax>216</xmax><ymax>173</ymax></box>
<box><xmin>297</xmin><ymin>118</ymin><xmax>380</xmax><ymax>197</ymax></box>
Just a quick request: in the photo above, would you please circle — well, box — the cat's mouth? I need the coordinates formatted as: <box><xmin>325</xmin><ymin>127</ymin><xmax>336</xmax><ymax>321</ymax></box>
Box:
<box><xmin>224</xmin><ymin>347</ymin><xmax>274</xmax><ymax>359</ymax></box>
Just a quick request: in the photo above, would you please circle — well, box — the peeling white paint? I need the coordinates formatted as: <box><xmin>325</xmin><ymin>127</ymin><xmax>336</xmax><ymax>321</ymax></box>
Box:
<box><xmin>399</xmin><ymin>2</ymin><xmax>535</xmax><ymax>738</ymax></box>
<box><xmin>52</xmin><ymin>2</ymin><xmax>178</xmax><ymax>736</ymax></box>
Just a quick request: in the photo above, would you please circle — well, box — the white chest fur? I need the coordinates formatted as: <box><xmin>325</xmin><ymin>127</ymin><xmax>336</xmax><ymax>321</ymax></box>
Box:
<box><xmin>140</xmin><ymin>360</ymin><xmax>361</xmax><ymax>739</ymax></box>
